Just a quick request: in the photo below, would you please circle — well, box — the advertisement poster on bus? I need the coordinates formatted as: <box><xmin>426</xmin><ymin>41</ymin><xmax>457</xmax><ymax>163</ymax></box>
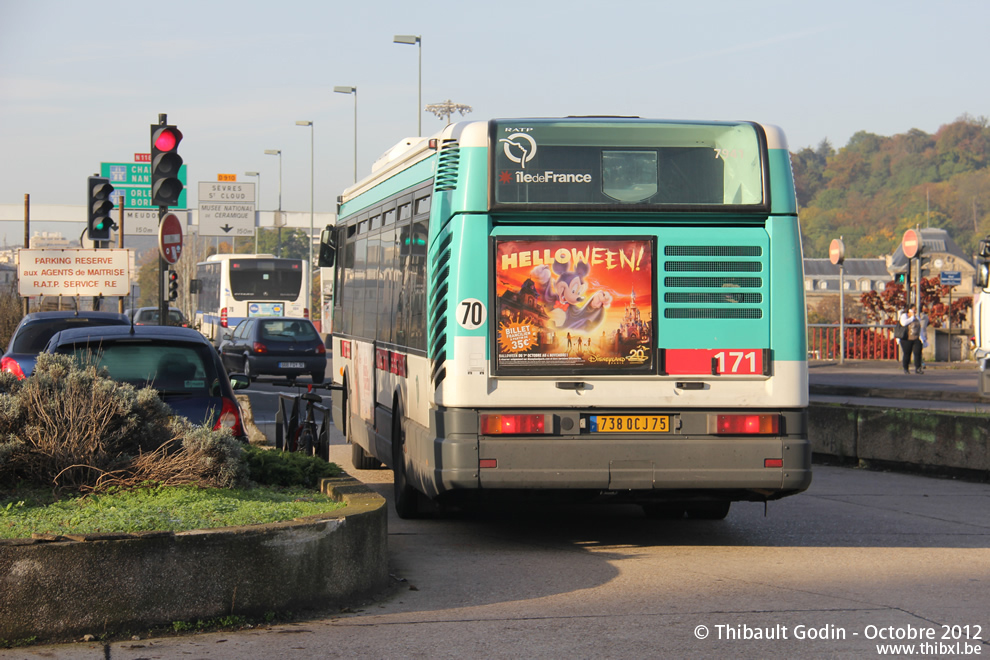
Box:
<box><xmin>493</xmin><ymin>237</ymin><xmax>655</xmax><ymax>374</ymax></box>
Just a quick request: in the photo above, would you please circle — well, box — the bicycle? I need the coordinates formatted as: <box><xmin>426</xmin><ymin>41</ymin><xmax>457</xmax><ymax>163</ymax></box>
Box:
<box><xmin>274</xmin><ymin>381</ymin><xmax>340</xmax><ymax>461</ymax></box>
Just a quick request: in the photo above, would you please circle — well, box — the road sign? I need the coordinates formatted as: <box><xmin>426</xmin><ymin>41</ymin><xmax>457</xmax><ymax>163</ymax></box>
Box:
<box><xmin>940</xmin><ymin>271</ymin><xmax>962</xmax><ymax>287</ymax></box>
<box><xmin>902</xmin><ymin>229</ymin><xmax>920</xmax><ymax>259</ymax></box>
<box><xmin>17</xmin><ymin>249</ymin><xmax>130</xmax><ymax>297</ymax></box>
<box><xmin>829</xmin><ymin>238</ymin><xmax>845</xmax><ymax>265</ymax></box>
<box><xmin>101</xmin><ymin>162</ymin><xmax>188</xmax><ymax>208</ymax></box>
<box><xmin>198</xmin><ymin>181</ymin><xmax>255</xmax><ymax>237</ymax></box>
<box><xmin>159</xmin><ymin>213</ymin><xmax>183</xmax><ymax>264</ymax></box>
<box><xmin>120</xmin><ymin>209</ymin><xmax>161</xmax><ymax>236</ymax></box>
<box><xmin>198</xmin><ymin>181</ymin><xmax>254</xmax><ymax>203</ymax></box>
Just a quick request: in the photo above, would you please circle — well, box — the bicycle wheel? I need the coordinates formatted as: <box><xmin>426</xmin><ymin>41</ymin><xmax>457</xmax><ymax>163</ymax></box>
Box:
<box><xmin>294</xmin><ymin>425</ymin><xmax>315</xmax><ymax>456</ymax></box>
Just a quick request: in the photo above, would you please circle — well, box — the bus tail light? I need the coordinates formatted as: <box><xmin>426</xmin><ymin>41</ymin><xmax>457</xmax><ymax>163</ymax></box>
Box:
<box><xmin>304</xmin><ymin>308</ymin><xmax>310</xmax><ymax>319</ymax></box>
<box><xmin>480</xmin><ymin>413</ymin><xmax>549</xmax><ymax>435</ymax></box>
<box><xmin>709</xmin><ymin>414</ymin><xmax>780</xmax><ymax>435</ymax></box>
<box><xmin>215</xmin><ymin>397</ymin><xmax>244</xmax><ymax>438</ymax></box>
<box><xmin>764</xmin><ymin>458</ymin><xmax>783</xmax><ymax>468</ymax></box>
<box><xmin>253</xmin><ymin>342</ymin><xmax>268</xmax><ymax>354</ymax></box>
<box><xmin>220</xmin><ymin>308</ymin><xmax>228</xmax><ymax>328</ymax></box>
<box><xmin>1</xmin><ymin>356</ymin><xmax>25</xmax><ymax>380</ymax></box>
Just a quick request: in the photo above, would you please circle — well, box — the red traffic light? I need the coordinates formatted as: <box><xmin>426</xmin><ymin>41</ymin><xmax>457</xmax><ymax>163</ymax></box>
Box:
<box><xmin>151</xmin><ymin>123</ymin><xmax>184</xmax><ymax>207</ymax></box>
<box><xmin>154</xmin><ymin>127</ymin><xmax>181</xmax><ymax>151</ymax></box>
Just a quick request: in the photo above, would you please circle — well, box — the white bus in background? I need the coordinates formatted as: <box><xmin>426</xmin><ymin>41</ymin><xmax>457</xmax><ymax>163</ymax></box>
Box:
<box><xmin>193</xmin><ymin>253</ymin><xmax>310</xmax><ymax>347</ymax></box>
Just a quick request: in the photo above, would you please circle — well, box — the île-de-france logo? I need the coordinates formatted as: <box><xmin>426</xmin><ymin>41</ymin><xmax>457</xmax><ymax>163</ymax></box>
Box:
<box><xmin>499</xmin><ymin>132</ymin><xmax>537</xmax><ymax>169</ymax></box>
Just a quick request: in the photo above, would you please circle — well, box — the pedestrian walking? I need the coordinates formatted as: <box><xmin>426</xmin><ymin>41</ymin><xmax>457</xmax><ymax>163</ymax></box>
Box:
<box><xmin>918</xmin><ymin>304</ymin><xmax>930</xmax><ymax>371</ymax></box>
<box><xmin>899</xmin><ymin>304</ymin><xmax>923</xmax><ymax>374</ymax></box>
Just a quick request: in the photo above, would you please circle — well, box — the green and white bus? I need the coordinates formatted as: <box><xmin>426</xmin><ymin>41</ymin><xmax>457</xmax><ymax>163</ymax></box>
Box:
<box><xmin>319</xmin><ymin>117</ymin><xmax>810</xmax><ymax>518</ymax></box>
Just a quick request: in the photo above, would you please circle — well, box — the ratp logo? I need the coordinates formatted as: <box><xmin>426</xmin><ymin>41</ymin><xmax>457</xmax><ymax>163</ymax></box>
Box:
<box><xmin>499</xmin><ymin>133</ymin><xmax>537</xmax><ymax>169</ymax></box>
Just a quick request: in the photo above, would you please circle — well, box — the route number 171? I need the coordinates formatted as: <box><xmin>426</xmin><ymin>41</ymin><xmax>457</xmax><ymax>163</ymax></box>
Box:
<box><xmin>713</xmin><ymin>350</ymin><xmax>758</xmax><ymax>374</ymax></box>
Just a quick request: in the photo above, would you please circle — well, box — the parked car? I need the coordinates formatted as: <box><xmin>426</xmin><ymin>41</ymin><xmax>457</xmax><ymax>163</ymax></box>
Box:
<box><xmin>1</xmin><ymin>311</ymin><xmax>130</xmax><ymax>380</ymax></box>
<box><xmin>125</xmin><ymin>306</ymin><xmax>190</xmax><ymax>327</ymax></box>
<box><xmin>219</xmin><ymin>317</ymin><xmax>326</xmax><ymax>384</ymax></box>
<box><xmin>44</xmin><ymin>325</ymin><xmax>249</xmax><ymax>441</ymax></box>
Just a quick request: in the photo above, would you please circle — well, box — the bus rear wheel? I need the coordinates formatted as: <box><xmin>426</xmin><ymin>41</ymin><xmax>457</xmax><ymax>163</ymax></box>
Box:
<box><xmin>351</xmin><ymin>441</ymin><xmax>380</xmax><ymax>470</ymax></box>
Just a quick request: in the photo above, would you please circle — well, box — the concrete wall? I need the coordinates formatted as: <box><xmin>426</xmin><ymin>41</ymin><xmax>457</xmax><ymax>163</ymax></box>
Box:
<box><xmin>810</xmin><ymin>404</ymin><xmax>990</xmax><ymax>476</ymax></box>
<box><xmin>0</xmin><ymin>475</ymin><xmax>388</xmax><ymax>643</ymax></box>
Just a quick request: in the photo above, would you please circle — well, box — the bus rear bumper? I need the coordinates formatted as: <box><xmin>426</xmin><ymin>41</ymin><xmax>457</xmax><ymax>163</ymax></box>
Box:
<box><xmin>429</xmin><ymin>434</ymin><xmax>811</xmax><ymax>500</ymax></box>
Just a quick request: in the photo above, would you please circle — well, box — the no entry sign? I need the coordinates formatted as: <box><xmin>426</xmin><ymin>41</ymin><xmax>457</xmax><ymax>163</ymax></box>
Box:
<box><xmin>902</xmin><ymin>229</ymin><xmax>920</xmax><ymax>259</ymax></box>
<box><xmin>158</xmin><ymin>213</ymin><xmax>183</xmax><ymax>264</ymax></box>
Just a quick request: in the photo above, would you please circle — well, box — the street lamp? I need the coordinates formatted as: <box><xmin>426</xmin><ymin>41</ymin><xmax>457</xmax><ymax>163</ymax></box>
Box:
<box><xmin>333</xmin><ymin>86</ymin><xmax>357</xmax><ymax>183</ymax></box>
<box><xmin>244</xmin><ymin>171</ymin><xmax>260</xmax><ymax>253</ymax></box>
<box><xmin>392</xmin><ymin>34</ymin><xmax>421</xmax><ymax>135</ymax></box>
<box><xmin>264</xmin><ymin>149</ymin><xmax>282</xmax><ymax>257</ymax></box>
<box><xmin>295</xmin><ymin>121</ymin><xmax>314</xmax><ymax>267</ymax></box>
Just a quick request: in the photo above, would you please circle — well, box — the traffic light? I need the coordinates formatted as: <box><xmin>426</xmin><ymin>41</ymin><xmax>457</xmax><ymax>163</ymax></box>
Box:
<box><xmin>150</xmin><ymin>124</ymin><xmax>183</xmax><ymax>207</ymax></box>
<box><xmin>87</xmin><ymin>176</ymin><xmax>115</xmax><ymax>241</ymax></box>
<box><xmin>167</xmin><ymin>270</ymin><xmax>179</xmax><ymax>301</ymax></box>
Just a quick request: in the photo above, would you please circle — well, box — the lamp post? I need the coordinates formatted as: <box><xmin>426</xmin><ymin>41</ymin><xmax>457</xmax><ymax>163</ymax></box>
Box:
<box><xmin>295</xmin><ymin>121</ymin><xmax>314</xmax><ymax>267</ymax></box>
<box><xmin>264</xmin><ymin>149</ymin><xmax>282</xmax><ymax>257</ymax></box>
<box><xmin>392</xmin><ymin>34</ymin><xmax>421</xmax><ymax>135</ymax></box>
<box><xmin>244</xmin><ymin>171</ymin><xmax>260</xmax><ymax>253</ymax></box>
<box><xmin>333</xmin><ymin>86</ymin><xmax>357</xmax><ymax>183</ymax></box>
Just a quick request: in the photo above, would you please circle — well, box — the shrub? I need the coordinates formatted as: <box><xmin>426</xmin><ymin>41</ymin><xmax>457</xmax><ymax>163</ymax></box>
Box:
<box><xmin>0</xmin><ymin>354</ymin><xmax>247</xmax><ymax>493</ymax></box>
<box><xmin>242</xmin><ymin>444</ymin><xmax>340</xmax><ymax>487</ymax></box>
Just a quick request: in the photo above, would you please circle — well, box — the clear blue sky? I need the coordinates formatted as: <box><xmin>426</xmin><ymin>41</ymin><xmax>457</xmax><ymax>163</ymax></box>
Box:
<box><xmin>1</xmin><ymin>0</ymin><xmax>988</xmax><ymax>242</ymax></box>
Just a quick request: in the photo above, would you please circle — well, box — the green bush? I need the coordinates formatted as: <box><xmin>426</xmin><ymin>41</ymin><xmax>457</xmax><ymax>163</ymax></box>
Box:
<box><xmin>243</xmin><ymin>444</ymin><xmax>340</xmax><ymax>487</ymax></box>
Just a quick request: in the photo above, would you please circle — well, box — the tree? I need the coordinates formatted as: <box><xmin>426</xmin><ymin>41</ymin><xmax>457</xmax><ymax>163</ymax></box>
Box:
<box><xmin>794</xmin><ymin>117</ymin><xmax>990</xmax><ymax>258</ymax></box>
<box><xmin>228</xmin><ymin>228</ymin><xmax>310</xmax><ymax>260</ymax></box>
<box><xmin>860</xmin><ymin>278</ymin><xmax>972</xmax><ymax>329</ymax></box>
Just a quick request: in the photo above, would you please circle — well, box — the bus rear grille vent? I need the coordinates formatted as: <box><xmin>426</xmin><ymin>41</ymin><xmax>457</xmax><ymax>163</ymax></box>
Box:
<box><xmin>665</xmin><ymin>308</ymin><xmax>763</xmax><ymax>319</ymax></box>
<box><xmin>664</xmin><ymin>276</ymin><xmax>762</xmax><ymax>288</ymax></box>
<box><xmin>431</xmin><ymin>354</ymin><xmax>447</xmax><ymax>389</ymax></box>
<box><xmin>434</xmin><ymin>140</ymin><xmax>460</xmax><ymax>192</ymax></box>
<box><xmin>665</xmin><ymin>292</ymin><xmax>762</xmax><ymax>304</ymax></box>
<box><xmin>665</xmin><ymin>246</ymin><xmax>762</xmax><ymax>257</ymax></box>
<box><xmin>662</xmin><ymin>245</ymin><xmax>764</xmax><ymax>320</ymax></box>
<box><xmin>429</xmin><ymin>231</ymin><xmax>453</xmax><ymax>390</ymax></box>
<box><xmin>664</xmin><ymin>261</ymin><xmax>762</xmax><ymax>272</ymax></box>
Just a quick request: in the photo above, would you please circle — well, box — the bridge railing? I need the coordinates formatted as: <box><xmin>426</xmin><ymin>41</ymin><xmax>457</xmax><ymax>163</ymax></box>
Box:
<box><xmin>807</xmin><ymin>324</ymin><xmax>899</xmax><ymax>361</ymax></box>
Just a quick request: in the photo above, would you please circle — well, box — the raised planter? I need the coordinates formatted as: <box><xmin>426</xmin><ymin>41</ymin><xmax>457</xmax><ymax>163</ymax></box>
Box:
<box><xmin>0</xmin><ymin>474</ymin><xmax>388</xmax><ymax>642</ymax></box>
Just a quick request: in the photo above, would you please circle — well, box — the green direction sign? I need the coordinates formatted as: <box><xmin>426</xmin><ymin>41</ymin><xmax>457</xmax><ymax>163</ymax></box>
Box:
<box><xmin>100</xmin><ymin>162</ymin><xmax>188</xmax><ymax>209</ymax></box>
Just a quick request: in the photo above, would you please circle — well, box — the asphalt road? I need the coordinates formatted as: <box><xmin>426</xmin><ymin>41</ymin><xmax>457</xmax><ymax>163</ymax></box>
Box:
<box><xmin>7</xmin><ymin>387</ymin><xmax>990</xmax><ymax>660</ymax></box>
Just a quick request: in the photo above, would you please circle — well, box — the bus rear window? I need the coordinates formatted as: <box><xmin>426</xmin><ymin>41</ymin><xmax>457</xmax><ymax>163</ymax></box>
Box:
<box><xmin>229</xmin><ymin>259</ymin><xmax>304</xmax><ymax>300</ymax></box>
<box><xmin>492</xmin><ymin>119</ymin><xmax>766</xmax><ymax>210</ymax></box>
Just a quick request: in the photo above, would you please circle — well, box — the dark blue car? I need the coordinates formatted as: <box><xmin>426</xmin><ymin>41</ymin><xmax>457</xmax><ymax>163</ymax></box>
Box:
<box><xmin>219</xmin><ymin>317</ymin><xmax>327</xmax><ymax>384</ymax></box>
<box><xmin>2</xmin><ymin>311</ymin><xmax>130</xmax><ymax>380</ymax></box>
<box><xmin>44</xmin><ymin>325</ymin><xmax>249</xmax><ymax>441</ymax></box>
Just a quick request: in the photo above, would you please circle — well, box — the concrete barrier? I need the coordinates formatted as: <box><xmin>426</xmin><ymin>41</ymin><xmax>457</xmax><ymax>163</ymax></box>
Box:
<box><xmin>0</xmin><ymin>474</ymin><xmax>388</xmax><ymax>643</ymax></box>
<box><xmin>810</xmin><ymin>403</ymin><xmax>990</xmax><ymax>478</ymax></box>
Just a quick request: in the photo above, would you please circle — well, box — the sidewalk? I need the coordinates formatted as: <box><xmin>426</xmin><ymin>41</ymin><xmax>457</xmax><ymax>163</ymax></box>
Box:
<box><xmin>809</xmin><ymin>359</ymin><xmax>990</xmax><ymax>412</ymax></box>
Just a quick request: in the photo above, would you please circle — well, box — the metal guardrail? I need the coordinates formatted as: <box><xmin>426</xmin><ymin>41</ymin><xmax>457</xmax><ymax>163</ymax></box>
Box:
<box><xmin>807</xmin><ymin>324</ymin><xmax>899</xmax><ymax>361</ymax></box>
<box><xmin>275</xmin><ymin>390</ymin><xmax>332</xmax><ymax>454</ymax></box>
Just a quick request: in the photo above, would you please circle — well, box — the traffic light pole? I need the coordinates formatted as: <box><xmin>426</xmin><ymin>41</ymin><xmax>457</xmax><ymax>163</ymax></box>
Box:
<box><xmin>158</xmin><ymin>112</ymin><xmax>168</xmax><ymax>327</ymax></box>
<box><xmin>159</xmin><ymin>210</ymin><xmax>168</xmax><ymax>326</ymax></box>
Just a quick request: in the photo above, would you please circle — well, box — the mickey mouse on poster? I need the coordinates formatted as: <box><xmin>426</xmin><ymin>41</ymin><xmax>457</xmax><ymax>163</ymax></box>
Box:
<box><xmin>532</xmin><ymin>258</ymin><xmax>613</xmax><ymax>332</ymax></box>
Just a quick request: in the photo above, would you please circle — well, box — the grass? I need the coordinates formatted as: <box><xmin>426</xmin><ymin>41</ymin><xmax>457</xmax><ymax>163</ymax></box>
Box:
<box><xmin>0</xmin><ymin>482</ymin><xmax>345</xmax><ymax>539</ymax></box>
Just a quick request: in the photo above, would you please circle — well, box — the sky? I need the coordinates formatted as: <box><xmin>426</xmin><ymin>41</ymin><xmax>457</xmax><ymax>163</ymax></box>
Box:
<box><xmin>1</xmin><ymin>0</ymin><xmax>988</xmax><ymax>244</ymax></box>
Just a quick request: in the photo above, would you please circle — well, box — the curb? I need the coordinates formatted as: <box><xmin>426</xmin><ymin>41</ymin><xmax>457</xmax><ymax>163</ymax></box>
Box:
<box><xmin>0</xmin><ymin>473</ymin><xmax>389</xmax><ymax>643</ymax></box>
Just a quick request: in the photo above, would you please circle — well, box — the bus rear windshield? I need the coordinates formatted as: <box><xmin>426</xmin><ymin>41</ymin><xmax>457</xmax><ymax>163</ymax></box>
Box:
<box><xmin>229</xmin><ymin>259</ymin><xmax>303</xmax><ymax>301</ymax></box>
<box><xmin>492</xmin><ymin>119</ymin><xmax>767</xmax><ymax>210</ymax></box>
